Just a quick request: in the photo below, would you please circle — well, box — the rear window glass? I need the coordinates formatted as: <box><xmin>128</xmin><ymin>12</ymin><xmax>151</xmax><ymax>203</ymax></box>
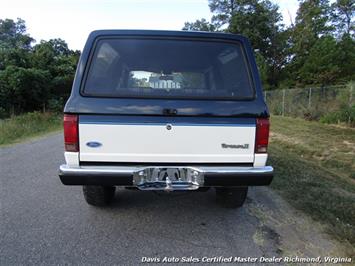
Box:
<box><xmin>83</xmin><ymin>38</ymin><xmax>254</xmax><ymax>99</ymax></box>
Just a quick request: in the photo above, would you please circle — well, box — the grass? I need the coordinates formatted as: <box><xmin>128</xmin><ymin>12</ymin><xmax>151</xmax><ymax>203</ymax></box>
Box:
<box><xmin>269</xmin><ymin>115</ymin><xmax>355</xmax><ymax>247</ymax></box>
<box><xmin>0</xmin><ymin>112</ymin><xmax>62</xmax><ymax>146</ymax></box>
<box><xmin>270</xmin><ymin>116</ymin><xmax>355</xmax><ymax>181</ymax></box>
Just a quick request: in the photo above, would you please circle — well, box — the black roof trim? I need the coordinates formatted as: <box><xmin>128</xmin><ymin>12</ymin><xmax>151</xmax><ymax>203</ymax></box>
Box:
<box><xmin>87</xmin><ymin>29</ymin><xmax>249</xmax><ymax>43</ymax></box>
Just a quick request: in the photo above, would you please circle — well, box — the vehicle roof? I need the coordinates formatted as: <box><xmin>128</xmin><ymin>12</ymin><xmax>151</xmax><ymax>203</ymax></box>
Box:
<box><xmin>87</xmin><ymin>29</ymin><xmax>250</xmax><ymax>43</ymax></box>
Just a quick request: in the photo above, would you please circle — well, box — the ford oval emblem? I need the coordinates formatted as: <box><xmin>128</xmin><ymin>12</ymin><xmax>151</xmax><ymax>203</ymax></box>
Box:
<box><xmin>86</xmin><ymin>141</ymin><xmax>102</xmax><ymax>148</ymax></box>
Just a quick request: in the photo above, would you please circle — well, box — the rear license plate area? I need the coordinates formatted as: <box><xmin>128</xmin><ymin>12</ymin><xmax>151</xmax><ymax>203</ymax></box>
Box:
<box><xmin>133</xmin><ymin>167</ymin><xmax>204</xmax><ymax>190</ymax></box>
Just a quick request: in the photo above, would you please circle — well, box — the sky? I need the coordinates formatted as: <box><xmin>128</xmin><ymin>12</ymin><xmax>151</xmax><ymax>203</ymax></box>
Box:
<box><xmin>0</xmin><ymin>0</ymin><xmax>299</xmax><ymax>50</ymax></box>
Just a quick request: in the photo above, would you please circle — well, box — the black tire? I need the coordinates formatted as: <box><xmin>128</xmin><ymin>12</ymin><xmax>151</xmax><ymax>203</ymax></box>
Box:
<box><xmin>215</xmin><ymin>187</ymin><xmax>248</xmax><ymax>208</ymax></box>
<box><xmin>196</xmin><ymin>187</ymin><xmax>210</xmax><ymax>192</ymax></box>
<box><xmin>82</xmin><ymin>186</ymin><xmax>116</xmax><ymax>206</ymax></box>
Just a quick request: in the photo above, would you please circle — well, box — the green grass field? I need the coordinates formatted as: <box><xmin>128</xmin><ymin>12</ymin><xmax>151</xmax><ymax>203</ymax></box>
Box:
<box><xmin>269</xmin><ymin>116</ymin><xmax>355</xmax><ymax>247</ymax></box>
<box><xmin>0</xmin><ymin>112</ymin><xmax>62</xmax><ymax>146</ymax></box>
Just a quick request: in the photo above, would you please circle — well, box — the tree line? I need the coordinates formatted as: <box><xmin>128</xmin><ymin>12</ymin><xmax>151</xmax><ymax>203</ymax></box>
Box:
<box><xmin>1</xmin><ymin>1</ymin><xmax>354</xmax><ymax>118</ymax></box>
<box><xmin>183</xmin><ymin>0</ymin><xmax>355</xmax><ymax>90</ymax></box>
<box><xmin>0</xmin><ymin>18</ymin><xmax>80</xmax><ymax>118</ymax></box>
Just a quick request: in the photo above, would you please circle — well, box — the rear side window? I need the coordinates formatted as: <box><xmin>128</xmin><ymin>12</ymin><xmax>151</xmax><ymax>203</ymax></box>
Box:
<box><xmin>83</xmin><ymin>38</ymin><xmax>254</xmax><ymax>99</ymax></box>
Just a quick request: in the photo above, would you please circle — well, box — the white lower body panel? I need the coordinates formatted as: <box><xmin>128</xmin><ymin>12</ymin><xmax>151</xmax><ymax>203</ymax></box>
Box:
<box><xmin>79</xmin><ymin>123</ymin><xmax>256</xmax><ymax>163</ymax></box>
<box><xmin>254</xmin><ymin>153</ymin><xmax>268</xmax><ymax>167</ymax></box>
<box><xmin>64</xmin><ymin>152</ymin><xmax>79</xmax><ymax>167</ymax></box>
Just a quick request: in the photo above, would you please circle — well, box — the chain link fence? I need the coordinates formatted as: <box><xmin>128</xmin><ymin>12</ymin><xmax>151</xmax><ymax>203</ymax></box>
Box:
<box><xmin>264</xmin><ymin>83</ymin><xmax>354</xmax><ymax>123</ymax></box>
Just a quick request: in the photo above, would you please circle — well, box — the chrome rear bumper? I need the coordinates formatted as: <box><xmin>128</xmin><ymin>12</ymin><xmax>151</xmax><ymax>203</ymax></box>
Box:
<box><xmin>59</xmin><ymin>164</ymin><xmax>273</xmax><ymax>189</ymax></box>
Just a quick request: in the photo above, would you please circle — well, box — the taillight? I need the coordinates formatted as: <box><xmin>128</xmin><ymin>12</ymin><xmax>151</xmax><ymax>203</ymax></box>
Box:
<box><xmin>255</xmin><ymin>118</ymin><xmax>269</xmax><ymax>153</ymax></box>
<box><xmin>63</xmin><ymin>114</ymin><xmax>79</xmax><ymax>152</ymax></box>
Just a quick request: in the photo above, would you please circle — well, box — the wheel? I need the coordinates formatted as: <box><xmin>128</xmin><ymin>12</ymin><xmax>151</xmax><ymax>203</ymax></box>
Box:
<box><xmin>82</xmin><ymin>186</ymin><xmax>116</xmax><ymax>206</ymax></box>
<box><xmin>215</xmin><ymin>187</ymin><xmax>248</xmax><ymax>208</ymax></box>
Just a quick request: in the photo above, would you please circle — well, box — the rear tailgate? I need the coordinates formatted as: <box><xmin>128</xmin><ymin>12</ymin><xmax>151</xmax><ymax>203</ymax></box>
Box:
<box><xmin>79</xmin><ymin>115</ymin><xmax>255</xmax><ymax>163</ymax></box>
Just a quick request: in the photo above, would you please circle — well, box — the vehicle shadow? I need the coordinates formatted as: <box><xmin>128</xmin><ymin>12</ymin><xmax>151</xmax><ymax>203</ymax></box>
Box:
<box><xmin>81</xmin><ymin>188</ymin><xmax>262</xmax><ymax>255</ymax></box>
<box><xmin>109</xmin><ymin>187</ymin><xmax>240</xmax><ymax>215</ymax></box>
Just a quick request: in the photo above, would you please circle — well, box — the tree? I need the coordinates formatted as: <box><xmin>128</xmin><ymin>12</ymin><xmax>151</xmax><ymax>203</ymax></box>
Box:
<box><xmin>182</xmin><ymin>18</ymin><xmax>218</xmax><ymax>31</ymax></box>
<box><xmin>298</xmin><ymin>36</ymin><xmax>340</xmax><ymax>84</ymax></box>
<box><xmin>293</xmin><ymin>33</ymin><xmax>354</xmax><ymax>85</ymax></box>
<box><xmin>228</xmin><ymin>1</ymin><xmax>281</xmax><ymax>53</ymax></box>
<box><xmin>0</xmin><ymin>66</ymin><xmax>51</xmax><ymax>113</ymax></box>
<box><xmin>208</xmin><ymin>0</ymin><xmax>241</xmax><ymax>27</ymax></box>
<box><xmin>0</xmin><ymin>18</ymin><xmax>80</xmax><ymax>116</ymax></box>
<box><xmin>0</xmin><ymin>46</ymin><xmax>31</xmax><ymax>69</ymax></box>
<box><xmin>335</xmin><ymin>34</ymin><xmax>355</xmax><ymax>81</ymax></box>
<box><xmin>31</xmin><ymin>39</ymin><xmax>73</xmax><ymax>69</ymax></box>
<box><xmin>294</xmin><ymin>0</ymin><xmax>332</xmax><ymax>41</ymax></box>
<box><xmin>331</xmin><ymin>0</ymin><xmax>355</xmax><ymax>37</ymax></box>
<box><xmin>32</xmin><ymin>39</ymin><xmax>80</xmax><ymax>100</ymax></box>
<box><xmin>228</xmin><ymin>0</ymin><xmax>288</xmax><ymax>88</ymax></box>
<box><xmin>288</xmin><ymin>0</ymin><xmax>333</xmax><ymax>85</ymax></box>
<box><xmin>182</xmin><ymin>0</ymin><xmax>354</xmax><ymax>89</ymax></box>
<box><xmin>183</xmin><ymin>1</ymin><xmax>288</xmax><ymax>89</ymax></box>
<box><xmin>0</xmin><ymin>18</ymin><xmax>33</xmax><ymax>49</ymax></box>
<box><xmin>0</xmin><ymin>18</ymin><xmax>33</xmax><ymax>69</ymax></box>
<box><xmin>254</xmin><ymin>51</ymin><xmax>269</xmax><ymax>89</ymax></box>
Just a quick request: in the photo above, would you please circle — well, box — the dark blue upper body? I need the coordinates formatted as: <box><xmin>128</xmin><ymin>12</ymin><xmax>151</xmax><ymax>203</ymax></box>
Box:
<box><xmin>64</xmin><ymin>30</ymin><xmax>269</xmax><ymax>118</ymax></box>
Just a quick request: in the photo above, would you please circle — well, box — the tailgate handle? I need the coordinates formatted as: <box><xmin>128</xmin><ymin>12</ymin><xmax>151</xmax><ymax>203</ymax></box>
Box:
<box><xmin>163</xmin><ymin>108</ymin><xmax>178</xmax><ymax>115</ymax></box>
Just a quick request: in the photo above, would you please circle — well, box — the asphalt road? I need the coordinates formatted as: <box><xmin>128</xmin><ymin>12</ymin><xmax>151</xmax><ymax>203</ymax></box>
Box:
<box><xmin>0</xmin><ymin>133</ymin><xmax>340</xmax><ymax>265</ymax></box>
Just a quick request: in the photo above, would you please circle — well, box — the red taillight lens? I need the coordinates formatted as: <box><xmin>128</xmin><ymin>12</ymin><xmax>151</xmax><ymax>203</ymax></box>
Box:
<box><xmin>63</xmin><ymin>114</ymin><xmax>79</xmax><ymax>152</ymax></box>
<box><xmin>255</xmin><ymin>118</ymin><xmax>270</xmax><ymax>153</ymax></box>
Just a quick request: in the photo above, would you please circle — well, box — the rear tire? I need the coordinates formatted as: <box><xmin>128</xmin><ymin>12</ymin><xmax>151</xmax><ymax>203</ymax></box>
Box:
<box><xmin>82</xmin><ymin>186</ymin><xmax>116</xmax><ymax>206</ymax></box>
<box><xmin>215</xmin><ymin>187</ymin><xmax>248</xmax><ymax>208</ymax></box>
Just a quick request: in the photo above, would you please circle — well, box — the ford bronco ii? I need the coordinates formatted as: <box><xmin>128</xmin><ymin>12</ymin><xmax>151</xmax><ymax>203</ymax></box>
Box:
<box><xmin>59</xmin><ymin>30</ymin><xmax>273</xmax><ymax>208</ymax></box>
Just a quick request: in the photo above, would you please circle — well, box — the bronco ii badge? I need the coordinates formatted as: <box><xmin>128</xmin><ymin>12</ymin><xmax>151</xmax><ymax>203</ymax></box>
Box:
<box><xmin>221</xmin><ymin>143</ymin><xmax>249</xmax><ymax>149</ymax></box>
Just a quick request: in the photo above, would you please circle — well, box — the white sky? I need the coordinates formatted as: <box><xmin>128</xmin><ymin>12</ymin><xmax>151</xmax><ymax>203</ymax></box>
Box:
<box><xmin>0</xmin><ymin>0</ymin><xmax>299</xmax><ymax>50</ymax></box>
